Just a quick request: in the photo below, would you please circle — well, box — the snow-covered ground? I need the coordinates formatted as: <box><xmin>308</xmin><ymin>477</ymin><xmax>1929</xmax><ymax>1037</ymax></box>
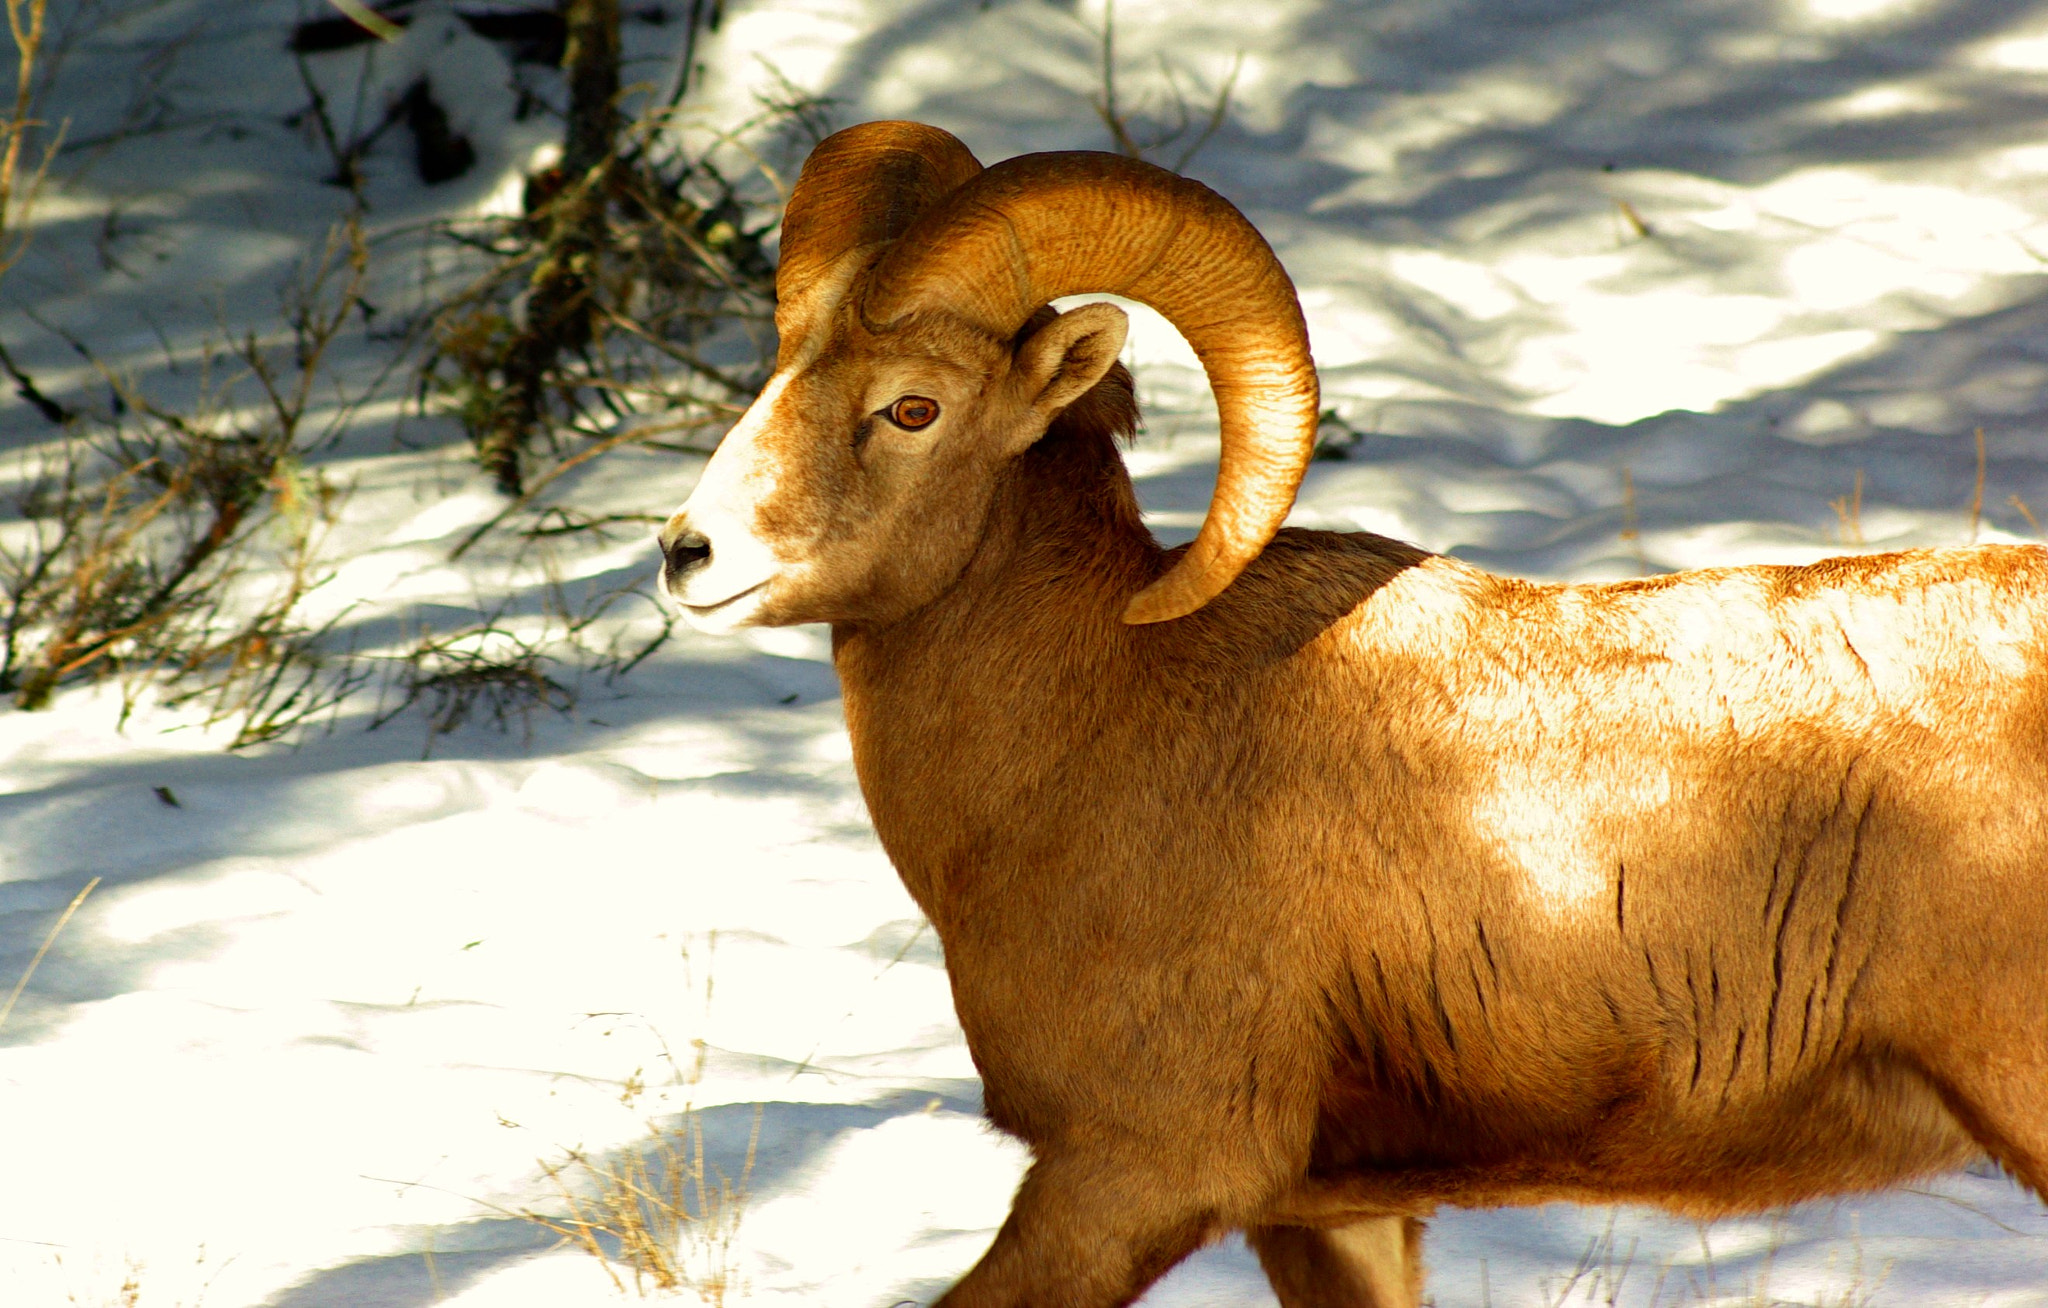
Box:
<box><xmin>4</xmin><ymin>0</ymin><xmax>2048</xmax><ymax>1303</ymax></box>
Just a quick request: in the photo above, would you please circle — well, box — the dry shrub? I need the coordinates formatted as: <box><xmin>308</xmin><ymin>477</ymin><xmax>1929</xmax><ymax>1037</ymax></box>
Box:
<box><xmin>417</xmin><ymin>2</ymin><xmax>818</xmax><ymax>510</ymax></box>
<box><xmin>519</xmin><ymin>966</ymin><xmax>758</xmax><ymax>1304</ymax></box>
<box><xmin>368</xmin><ymin>526</ymin><xmax>676</xmax><ymax>755</ymax></box>
<box><xmin>0</xmin><ymin>2</ymin><xmax>376</xmax><ymax>746</ymax></box>
<box><xmin>371</xmin><ymin>615</ymin><xmax>574</xmax><ymax>754</ymax></box>
<box><xmin>0</xmin><ymin>4</ymin><xmax>812</xmax><ymax>746</ymax></box>
<box><xmin>0</xmin><ymin>216</ymin><xmax>376</xmax><ymax>745</ymax></box>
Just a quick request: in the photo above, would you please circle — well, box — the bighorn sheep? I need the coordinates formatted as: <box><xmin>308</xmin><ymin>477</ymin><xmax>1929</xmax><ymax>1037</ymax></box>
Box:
<box><xmin>657</xmin><ymin>121</ymin><xmax>2048</xmax><ymax>1307</ymax></box>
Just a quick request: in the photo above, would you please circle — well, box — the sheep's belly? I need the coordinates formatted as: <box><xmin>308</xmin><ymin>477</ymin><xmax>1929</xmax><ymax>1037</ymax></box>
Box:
<box><xmin>1283</xmin><ymin>1048</ymin><xmax>1983</xmax><ymax>1221</ymax></box>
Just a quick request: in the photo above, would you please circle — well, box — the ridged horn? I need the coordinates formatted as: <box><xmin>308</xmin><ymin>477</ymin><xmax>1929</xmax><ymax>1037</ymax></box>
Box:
<box><xmin>862</xmin><ymin>151</ymin><xmax>1319</xmax><ymax>625</ymax></box>
<box><xmin>774</xmin><ymin>121</ymin><xmax>983</xmax><ymax>356</ymax></box>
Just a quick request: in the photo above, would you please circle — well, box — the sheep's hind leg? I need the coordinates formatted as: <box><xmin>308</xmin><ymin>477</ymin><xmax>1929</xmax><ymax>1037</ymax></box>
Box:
<box><xmin>932</xmin><ymin>1153</ymin><xmax>1219</xmax><ymax>1308</ymax></box>
<box><xmin>1931</xmin><ymin>1052</ymin><xmax>2048</xmax><ymax>1203</ymax></box>
<box><xmin>1249</xmin><ymin>1217</ymin><xmax>1426</xmax><ymax>1308</ymax></box>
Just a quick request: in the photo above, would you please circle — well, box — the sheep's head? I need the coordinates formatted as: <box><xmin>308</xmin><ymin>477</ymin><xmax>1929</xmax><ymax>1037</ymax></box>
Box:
<box><xmin>658</xmin><ymin>254</ymin><xmax>1136</xmax><ymax>632</ymax></box>
<box><xmin>659</xmin><ymin>121</ymin><xmax>1320</xmax><ymax>633</ymax></box>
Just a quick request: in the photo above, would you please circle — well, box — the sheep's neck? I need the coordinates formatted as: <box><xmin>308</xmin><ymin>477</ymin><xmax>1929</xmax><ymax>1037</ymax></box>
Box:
<box><xmin>830</xmin><ymin>427</ymin><xmax>1155</xmax><ymax>926</ymax></box>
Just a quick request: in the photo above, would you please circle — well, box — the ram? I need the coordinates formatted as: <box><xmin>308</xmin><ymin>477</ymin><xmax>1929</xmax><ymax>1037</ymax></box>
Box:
<box><xmin>657</xmin><ymin>121</ymin><xmax>2048</xmax><ymax>1308</ymax></box>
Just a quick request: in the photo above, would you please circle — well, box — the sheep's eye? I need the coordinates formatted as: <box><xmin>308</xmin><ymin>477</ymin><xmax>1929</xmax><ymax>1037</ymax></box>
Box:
<box><xmin>885</xmin><ymin>396</ymin><xmax>940</xmax><ymax>430</ymax></box>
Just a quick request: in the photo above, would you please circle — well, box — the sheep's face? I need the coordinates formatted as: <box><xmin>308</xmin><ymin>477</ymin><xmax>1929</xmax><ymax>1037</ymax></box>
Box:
<box><xmin>659</xmin><ymin>283</ymin><xmax>1128</xmax><ymax>632</ymax></box>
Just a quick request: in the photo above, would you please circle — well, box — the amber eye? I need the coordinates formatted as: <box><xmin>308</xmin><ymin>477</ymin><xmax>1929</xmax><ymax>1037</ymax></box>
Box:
<box><xmin>886</xmin><ymin>396</ymin><xmax>940</xmax><ymax>429</ymax></box>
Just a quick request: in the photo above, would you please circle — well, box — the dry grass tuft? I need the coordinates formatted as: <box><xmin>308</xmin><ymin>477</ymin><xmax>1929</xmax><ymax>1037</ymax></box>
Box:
<box><xmin>527</xmin><ymin>1105</ymin><xmax>759</xmax><ymax>1303</ymax></box>
<box><xmin>509</xmin><ymin>942</ymin><xmax>756</xmax><ymax>1302</ymax></box>
<box><xmin>60</xmin><ymin>1258</ymin><xmax>141</xmax><ymax>1308</ymax></box>
<box><xmin>55</xmin><ymin>1243</ymin><xmax>224</xmax><ymax>1308</ymax></box>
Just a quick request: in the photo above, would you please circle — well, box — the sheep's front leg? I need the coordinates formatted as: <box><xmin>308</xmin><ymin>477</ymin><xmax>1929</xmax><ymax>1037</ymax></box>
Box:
<box><xmin>934</xmin><ymin>1153</ymin><xmax>1220</xmax><ymax>1308</ymax></box>
<box><xmin>1249</xmin><ymin>1217</ymin><xmax>1425</xmax><ymax>1308</ymax></box>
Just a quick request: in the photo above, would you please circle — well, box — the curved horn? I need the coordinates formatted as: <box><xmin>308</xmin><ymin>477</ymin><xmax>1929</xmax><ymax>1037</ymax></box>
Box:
<box><xmin>775</xmin><ymin>121</ymin><xmax>983</xmax><ymax>355</ymax></box>
<box><xmin>863</xmin><ymin>152</ymin><xmax>1319</xmax><ymax>625</ymax></box>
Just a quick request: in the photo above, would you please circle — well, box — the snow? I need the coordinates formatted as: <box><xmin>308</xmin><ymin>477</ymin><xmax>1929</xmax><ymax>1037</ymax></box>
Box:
<box><xmin>4</xmin><ymin>0</ymin><xmax>2048</xmax><ymax>1304</ymax></box>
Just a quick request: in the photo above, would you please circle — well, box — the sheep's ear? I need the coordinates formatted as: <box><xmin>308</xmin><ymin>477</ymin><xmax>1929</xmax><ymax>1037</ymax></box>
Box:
<box><xmin>1008</xmin><ymin>302</ymin><xmax>1129</xmax><ymax>445</ymax></box>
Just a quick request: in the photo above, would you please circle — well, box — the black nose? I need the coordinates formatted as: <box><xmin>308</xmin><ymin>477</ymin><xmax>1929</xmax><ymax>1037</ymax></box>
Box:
<box><xmin>664</xmin><ymin>529</ymin><xmax>712</xmax><ymax>577</ymax></box>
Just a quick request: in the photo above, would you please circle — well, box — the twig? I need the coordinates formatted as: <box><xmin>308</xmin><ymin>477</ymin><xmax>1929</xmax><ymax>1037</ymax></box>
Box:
<box><xmin>1168</xmin><ymin>52</ymin><xmax>1240</xmax><ymax>174</ymax></box>
<box><xmin>594</xmin><ymin>300</ymin><xmax>756</xmax><ymax>395</ymax></box>
<box><xmin>1089</xmin><ymin>0</ymin><xmax>1238</xmax><ymax>172</ymax></box>
<box><xmin>292</xmin><ymin>44</ymin><xmax>363</xmax><ymax>190</ymax></box>
<box><xmin>1830</xmin><ymin>469</ymin><xmax>1864</xmax><ymax>547</ymax></box>
<box><xmin>1615</xmin><ymin>198</ymin><xmax>1653</xmax><ymax>240</ymax></box>
<box><xmin>0</xmin><ymin>876</ymin><xmax>99</xmax><ymax>1035</ymax></box>
<box><xmin>0</xmin><ymin>0</ymin><xmax>63</xmax><ymax>277</ymax></box>
<box><xmin>521</xmin><ymin>510</ymin><xmax>664</xmax><ymax>539</ymax></box>
<box><xmin>2009</xmin><ymin>493</ymin><xmax>2040</xmax><ymax>536</ymax></box>
<box><xmin>449</xmin><ymin>412</ymin><xmax>703</xmax><ymax>561</ymax></box>
<box><xmin>665</xmin><ymin>0</ymin><xmax>724</xmax><ymax>110</ymax></box>
<box><xmin>1970</xmin><ymin>426</ymin><xmax>1985</xmax><ymax>543</ymax></box>
<box><xmin>788</xmin><ymin>921</ymin><xmax>929</xmax><ymax>1081</ymax></box>
<box><xmin>0</xmin><ymin>335</ymin><xmax>69</xmax><ymax>423</ymax></box>
<box><xmin>1095</xmin><ymin>0</ymin><xmax>1136</xmax><ymax>158</ymax></box>
<box><xmin>321</xmin><ymin>0</ymin><xmax>403</xmax><ymax>43</ymax></box>
<box><xmin>1899</xmin><ymin>1185</ymin><xmax>2032</xmax><ymax>1236</ymax></box>
<box><xmin>1619</xmin><ymin>466</ymin><xmax>1646</xmax><ymax>572</ymax></box>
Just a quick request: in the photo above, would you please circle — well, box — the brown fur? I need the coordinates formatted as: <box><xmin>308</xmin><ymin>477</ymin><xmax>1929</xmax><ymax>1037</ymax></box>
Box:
<box><xmin>670</xmin><ymin>300</ymin><xmax>2048</xmax><ymax>1307</ymax></box>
